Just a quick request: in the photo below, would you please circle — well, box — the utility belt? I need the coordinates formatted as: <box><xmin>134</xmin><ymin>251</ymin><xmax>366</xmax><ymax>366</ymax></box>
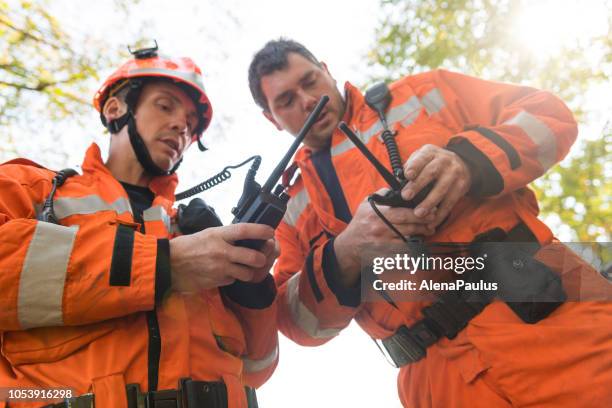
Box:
<box><xmin>40</xmin><ymin>378</ymin><xmax>258</xmax><ymax>408</ymax></box>
<box><xmin>376</xmin><ymin>222</ymin><xmax>567</xmax><ymax>367</ymax></box>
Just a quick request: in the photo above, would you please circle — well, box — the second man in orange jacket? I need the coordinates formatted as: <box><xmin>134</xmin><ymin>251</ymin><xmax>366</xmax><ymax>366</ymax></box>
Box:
<box><xmin>248</xmin><ymin>38</ymin><xmax>612</xmax><ymax>407</ymax></box>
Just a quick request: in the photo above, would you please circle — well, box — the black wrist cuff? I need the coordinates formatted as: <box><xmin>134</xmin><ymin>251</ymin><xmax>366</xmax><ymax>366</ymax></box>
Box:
<box><xmin>221</xmin><ymin>274</ymin><xmax>277</xmax><ymax>309</ymax></box>
<box><xmin>446</xmin><ymin>138</ymin><xmax>504</xmax><ymax>197</ymax></box>
<box><xmin>322</xmin><ymin>239</ymin><xmax>361</xmax><ymax>308</ymax></box>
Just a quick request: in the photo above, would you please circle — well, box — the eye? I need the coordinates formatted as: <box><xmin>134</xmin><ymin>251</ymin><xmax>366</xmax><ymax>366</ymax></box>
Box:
<box><xmin>303</xmin><ymin>72</ymin><xmax>318</xmax><ymax>89</ymax></box>
<box><xmin>304</xmin><ymin>78</ymin><xmax>316</xmax><ymax>88</ymax></box>
<box><xmin>156</xmin><ymin>98</ymin><xmax>173</xmax><ymax>112</ymax></box>
<box><xmin>281</xmin><ymin>95</ymin><xmax>294</xmax><ymax>108</ymax></box>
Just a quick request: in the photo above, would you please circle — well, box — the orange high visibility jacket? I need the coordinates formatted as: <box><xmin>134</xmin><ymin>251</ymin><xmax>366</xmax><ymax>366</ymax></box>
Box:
<box><xmin>274</xmin><ymin>70</ymin><xmax>612</xmax><ymax>406</ymax></box>
<box><xmin>0</xmin><ymin>144</ymin><xmax>278</xmax><ymax>408</ymax></box>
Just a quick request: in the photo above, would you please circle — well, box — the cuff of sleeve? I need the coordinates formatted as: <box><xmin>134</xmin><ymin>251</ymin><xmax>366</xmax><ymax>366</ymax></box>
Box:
<box><xmin>446</xmin><ymin>137</ymin><xmax>504</xmax><ymax>197</ymax></box>
<box><xmin>155</xmin><ymin>239</ymin><xmax>172</xmax><ymax>305</ymax></box>
<box><xmin>222</xmin><ymin>275</ymin><xmax>277</xmax><ymax>309</ymax></box>
<box><xmin>321</xmin><ymin>239</ymin><xmax>361</xmax><ymax>308</ymax></box>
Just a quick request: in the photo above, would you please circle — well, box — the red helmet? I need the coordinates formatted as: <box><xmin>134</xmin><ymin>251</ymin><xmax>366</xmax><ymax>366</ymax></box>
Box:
<box><xmin>93</xmin><ymin>46</ymin><xmax>213</xmax><ymax>141</ymax></box>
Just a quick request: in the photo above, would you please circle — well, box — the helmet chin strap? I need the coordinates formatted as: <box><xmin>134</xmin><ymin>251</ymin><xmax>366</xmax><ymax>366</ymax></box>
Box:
<box><xmin>103</xmin><ymin>79</ymin><xmax>190</xmax><ymax>177</ymax></box>
<box><xmin>126</xmin><ymin>112</ymin><xmax>182</xmax><ymax>176</ymax></box>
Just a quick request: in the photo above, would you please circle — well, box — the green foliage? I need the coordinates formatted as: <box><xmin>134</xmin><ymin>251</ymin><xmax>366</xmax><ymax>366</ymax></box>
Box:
<box><xmin>1</xmin><ymin>1</ymin><xmax>97</xmax><ymax>118</ymax></box>
<box><xmin>0</xmin><ymin>0</ymin><xmax>134</xmax><ymax>162</ymax></box>
<box><xmin>371</xmin><ymin>0</ymin><xmax>611</xmax><ymax>106</ymax></box>
<box><xmin>370</xmin><ymin>0</ymin><xmax>612</xmax><ymax>240</ymax></box>
<box><xmin>534</xmin><ymin>125</ymin><xmax>611</xmax><ymax>241</ymax></box>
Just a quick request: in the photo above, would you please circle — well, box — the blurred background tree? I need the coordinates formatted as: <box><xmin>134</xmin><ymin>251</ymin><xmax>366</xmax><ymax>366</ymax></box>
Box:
<box><xmin>368</xmin><ymin>0</ymin><xmax>611</xmax><ymax>241</ymax></box>
<box><xmin>0</xmin><ymin>0</ymin><xmax>234</xmax><ymax>170</ymax></box>
<box><xmin>0</xmin><ymin>0</ymin><xmax>137</xmax><ymax>164</ymax></box>
<box><xmin>1</xmin><ymin>0</ymin><xmax>609</xmax><ymax>241</ymax></box>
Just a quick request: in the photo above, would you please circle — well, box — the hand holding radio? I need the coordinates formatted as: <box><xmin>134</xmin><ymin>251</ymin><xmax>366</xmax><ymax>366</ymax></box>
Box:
<box><xmin>401</xmin><ymin>144</ymin><xmax>473</xmax><ymax>226</ymax></box>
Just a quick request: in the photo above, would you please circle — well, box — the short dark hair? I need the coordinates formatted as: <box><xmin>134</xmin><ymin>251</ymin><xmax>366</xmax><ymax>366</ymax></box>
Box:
<box><xmin>248</xmin><ymin>38</ymin><xmax>321</xmax><ymax>111</ymax></box>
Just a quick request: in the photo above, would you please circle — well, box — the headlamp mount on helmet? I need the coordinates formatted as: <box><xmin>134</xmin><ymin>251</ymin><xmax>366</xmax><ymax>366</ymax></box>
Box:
<box><xmin>128</xmin><ymin>40</ymin><xmax>159</xmax><ymax>60</ymax></box>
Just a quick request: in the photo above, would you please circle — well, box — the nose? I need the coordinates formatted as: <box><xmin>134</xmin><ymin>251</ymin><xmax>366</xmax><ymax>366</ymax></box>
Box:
<box><xmin>298</xmin><ymin>89</ymin><xmax>318</xmax><ymax>113</ymax></box>
<box><xmin>170</xmin><ymin>110</ymin><xmax>191</xmax><ymax>140</ymax></box>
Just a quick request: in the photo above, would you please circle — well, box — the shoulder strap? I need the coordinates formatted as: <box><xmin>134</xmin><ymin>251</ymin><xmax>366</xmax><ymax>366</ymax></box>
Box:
<box><xmin>37</xmin><ymin>168</ymin><xmax>78</xmax><ymax>224</ymax></box>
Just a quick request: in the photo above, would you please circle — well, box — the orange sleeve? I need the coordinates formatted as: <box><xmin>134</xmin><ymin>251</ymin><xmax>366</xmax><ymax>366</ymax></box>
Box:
<box><xmin>0</xmin><ymin>165</ymin><xmax>160</xmax><ymax>331</ymax></box>
<box><xmin>221</xmin><ymin>276</ymin><xmax>279</xmax><ymax>388</ymax></box>
<box><xmin>415</xmin><ymin>69</ymin><xmax>577</xmax><ymax>196</ymax></box>
<box><xmin>273</xmin><ymin>220</ymin><xmax>360</xmax><ymax>347</ymax></box>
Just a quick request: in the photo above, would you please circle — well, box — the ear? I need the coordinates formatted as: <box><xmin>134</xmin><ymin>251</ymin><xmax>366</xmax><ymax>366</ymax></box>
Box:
<box><xmin>263</xmin><ymin>110</ymin><xmax>283</xmax><ymax>131</ymax></box>
<box><xmin>102</xmin><ymin>96</ymin><xmax>128</xmax><ymax>124</ymax></box>
<box><xmin>320</xmin><ymin>61</ymin><xmax>337</xmax><ymax>86</ymax></box>
<box><xmin>321</xmin><ymin>61</ymin><xmax>331</xmax><ymax>76</ymax></box>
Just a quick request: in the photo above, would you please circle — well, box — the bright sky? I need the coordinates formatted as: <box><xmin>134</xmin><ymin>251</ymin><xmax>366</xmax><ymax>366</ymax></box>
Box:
<box><xmin>8</xmin><ymin>0</ymin><xmax>611</xmax><ymax>406</ymax></box>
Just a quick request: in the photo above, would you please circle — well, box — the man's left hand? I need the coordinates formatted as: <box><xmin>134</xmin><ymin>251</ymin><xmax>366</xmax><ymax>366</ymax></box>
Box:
<box><xmin>401</xmin><ymin>144</ymin><xmax>472</xmax><ymax>229</ymax></box>
<box><xmin>251</xmin><ymin>238</ymin><xmax>280</xmax><ymax>283</ymax></box>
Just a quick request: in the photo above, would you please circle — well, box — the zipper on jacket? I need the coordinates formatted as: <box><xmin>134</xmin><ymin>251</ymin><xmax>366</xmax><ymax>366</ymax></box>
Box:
<box><xmin>146</xmin><ymin>310</ymin><xmax>161</xmax><ymax>391</ymax></box>
<box><xmin>121</xmin><ymin>184</ymin><xmax>162</xmax><ymax>393</ymax></box>
<box><xmin>139</xmin><ymin>217</ymin><xmax>161</xmax><ymax>392</ymax></box>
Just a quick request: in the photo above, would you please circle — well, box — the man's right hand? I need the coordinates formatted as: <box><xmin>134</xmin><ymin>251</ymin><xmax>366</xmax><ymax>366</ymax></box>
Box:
<box><xmin>169</xmin><ymin>224</ymin><xmax>275</xmax><ymax>293</ymax></box>
<box><xmin>333</xmin><ymin>191</ymin><xmax>436</xmax><ymax>288</ymax></box>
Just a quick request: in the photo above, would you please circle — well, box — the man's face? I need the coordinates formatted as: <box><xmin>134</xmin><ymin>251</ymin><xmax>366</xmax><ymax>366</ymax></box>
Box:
<box><xmin>260</xmin><ymin>53</ymin><xmax>345</xmax><ymax>151</ymax></box>
<box><xmin>133</xmin><ymin>81</ymin><xmax>198</xmax><ymax>171</ymax></box>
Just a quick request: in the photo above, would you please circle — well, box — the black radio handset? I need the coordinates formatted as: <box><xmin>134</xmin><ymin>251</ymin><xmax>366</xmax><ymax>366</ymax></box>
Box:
<box><xmin>338</xmin><ymin>123</ymin><xmax>432</xmax><ymax>208</ymax></box>
<box><xmin>231</xmin><ymin>95</ymin><xmax>330</xmax><ymax>250</ymax></box>
<box><xmin>347</xmin><ymin>82</ymin><xmax>434</xmax><ymax>208</ymax></box>
<box><xmin>365</xmin><ymin>82</ymin><xmax>404</xmax><ymax>180</ymax></box>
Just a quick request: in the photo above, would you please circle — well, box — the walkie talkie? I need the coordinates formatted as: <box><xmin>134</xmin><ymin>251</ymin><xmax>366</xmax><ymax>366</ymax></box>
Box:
<box><xmin>231</xmin><ymin>95</ymin><xmax>330</xmax><ymax>249</ymax></box>
<box><xmin>338</xmin><ymin>122</ymin><xmax>433</xmax><ymax>208</ymax></box>
<box><xmin>358</xmin><ymin>82</ymin><xmax>434</xmax><ymax>207</ymax></box>
<box><xmin>365</xmin><ymin>83</ymin><xmax>405</xmax><ymax>181</ymax></box>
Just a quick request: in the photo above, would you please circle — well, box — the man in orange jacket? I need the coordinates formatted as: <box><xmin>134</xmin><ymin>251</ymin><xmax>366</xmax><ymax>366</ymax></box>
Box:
<box><xmin>0</xmin><ymin>45</ymin><xmax>278</xmax><ymax>408</ymax></box>
<box><xmin>248</xmin><ymin>39</ymin><xmax>612</xmax><ymax>407</ymax></box>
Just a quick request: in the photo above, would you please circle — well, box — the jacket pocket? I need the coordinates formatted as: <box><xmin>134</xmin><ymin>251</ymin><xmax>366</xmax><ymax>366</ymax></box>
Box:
<box><xmin>206</xmin><ymin>292</ymin><xmax>246</xmax><ymax>357</ymax></box>
<box><xmin>1</xmin><ymin>319</ymin><xmax>116</xmax><ymax>365</ymax></box>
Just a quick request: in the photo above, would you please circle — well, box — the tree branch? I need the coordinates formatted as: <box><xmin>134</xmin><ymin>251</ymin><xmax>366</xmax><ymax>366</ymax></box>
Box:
<box><xmin>0</xmin><ymin>15</ymin><xmax>62</xmax><ymax>50</ymax></box>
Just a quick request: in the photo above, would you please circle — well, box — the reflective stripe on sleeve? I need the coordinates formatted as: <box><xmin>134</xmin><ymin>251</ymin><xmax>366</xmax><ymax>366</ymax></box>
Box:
<box><xmin>420</xmin><ymin>88</ymin><xmax>446</xmax><ymax>115</ymax></box>
<box><xmin>283</xmin><ymin>189</ymin><xmax>309</xmax><ymax>227</ymax></box>
<box><xmin>18</xmin><ymin>222</ymin><xmax>79</xmax><ymax>329</ymax></box>
<box><xmin>53</xmin><ymin>195</ymin><xmax>132</xmax><ymax>220</ymax></box>
<box><xmin>331</xmin><ymin>96</ymin><xmax>422</xmax><ymax>157</ymax></box>
<box><xmin>242</xmin><ymin>345</ymin><xmax>279</xmax><ymax>373</ymax></box>
<box><xmin>286</xmin><ymin>272</ymin><xmax>342</xmax><ymax>339</ymax></box>
<box><xmin>504</xmin><ymin>110</ymin><xmax>557</xmax><ymax>169</ymax></box>
<box><xmin>143</xmin><ymin>206</ymin><xmax>172</xmax><ymax>233</ymax></box>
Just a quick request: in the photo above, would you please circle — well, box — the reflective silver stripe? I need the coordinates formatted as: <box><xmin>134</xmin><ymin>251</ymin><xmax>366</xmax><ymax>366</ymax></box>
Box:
<box><xmin>283</xmin><ymin>189</ymin><xmax>309</xmax><ymax>227</ymax></box>
<box><xmin>242</xmin><ymin>345</ymin><xmax>279</xmax><ymax>373</ymax></box>
<box><xmin>129</xmin><ymin>68</ymin><xmax>205</xmax><ymax>91</ymax></box>
<box><xmin>143</xmin><ymin>206</ymin><xmax>172</xmax><ymax>233</ymax></box>
<box><xmin>286</xmin><ymin>273</ymin><xmax>342</xmax><ymax>339</ymax></box>
<box><xmin>421</xmin><ymin>88</ymin><xmax>445</xmax><ymax>115</ymax></box>
<box><xmin>53</xmin><ymin>195</ymin><xmax>132</xmax><ymax>220</ymax></box>
<box><xmin>504</xmin><ymin>110</ymin><xmax>557</xmax><ymax>169</ymax></box>
<box><xmin>18</xmin><ymin>223</ymin><xmax>79</xmax><ymax>329</ymax></box>
<box><xmin>170</xmin><ymin>220</ymin><xmax>182</xmax><ymax>235</ymax></box>
<box><xmin>331</xmin><ymin>128</ymin><xmax>364</xmax><ymax>157</ymax></box>
<box><xmin>331</xmin><ymin>96</ymin><xmax>422</xmax><ymax>157</ymax></box>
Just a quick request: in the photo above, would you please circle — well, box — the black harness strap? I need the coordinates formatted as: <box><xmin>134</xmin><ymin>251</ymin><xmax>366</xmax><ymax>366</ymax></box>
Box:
<box><xmin>377</xmin><ymin>222</ymin><xmax>566</xmax><ymax>367</ymax></box>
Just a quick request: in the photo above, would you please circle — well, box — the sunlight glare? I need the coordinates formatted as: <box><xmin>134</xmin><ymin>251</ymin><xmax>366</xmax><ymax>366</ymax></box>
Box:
<box><xmin>513</xmin><ymin>0</ymin><xmax>609</xmax><ymax>59</ymax></box>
